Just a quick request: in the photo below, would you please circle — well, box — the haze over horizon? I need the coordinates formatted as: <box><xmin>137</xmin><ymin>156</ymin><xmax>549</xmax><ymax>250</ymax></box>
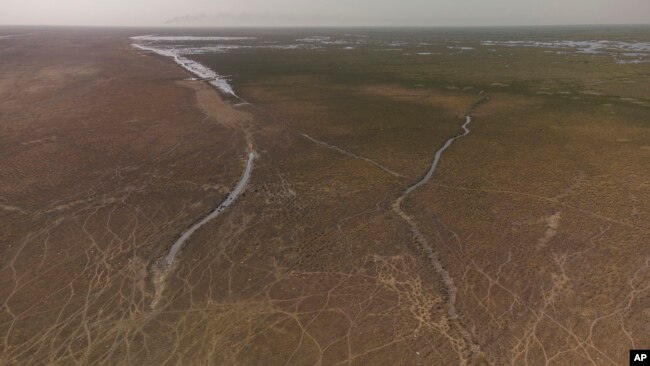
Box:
<box><xmin>2</xmin><ymin>0</ymin><xmax>650</xmax><ymax>27</ymax></box>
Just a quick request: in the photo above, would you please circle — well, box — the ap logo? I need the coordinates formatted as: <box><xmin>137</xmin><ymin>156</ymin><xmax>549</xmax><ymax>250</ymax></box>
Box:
<box><xmin>631</xmin><ymin>350</ymin><xmax>650</xmax><ymax>365</ymax></box>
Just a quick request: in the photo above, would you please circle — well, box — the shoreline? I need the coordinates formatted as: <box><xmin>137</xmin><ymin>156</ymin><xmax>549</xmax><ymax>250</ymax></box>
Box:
<box><xmin>132</xmin><ymin>42</ymin><xmax>240</xmax><ymax>99</ymax></box>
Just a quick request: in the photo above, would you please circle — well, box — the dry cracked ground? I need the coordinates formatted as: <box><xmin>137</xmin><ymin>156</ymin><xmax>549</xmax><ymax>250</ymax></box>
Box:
<box><xmin>1</xmin><ymin>29</ymin><xmax>649</xmax><ymax>365</ymax></box>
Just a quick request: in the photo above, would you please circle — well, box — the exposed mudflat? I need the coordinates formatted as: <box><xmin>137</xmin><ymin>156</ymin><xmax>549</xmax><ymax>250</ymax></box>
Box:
<box><xmin>1</xmin><ymin>27</ymin><xmax>649</xmax><ymax>366</ymax></box>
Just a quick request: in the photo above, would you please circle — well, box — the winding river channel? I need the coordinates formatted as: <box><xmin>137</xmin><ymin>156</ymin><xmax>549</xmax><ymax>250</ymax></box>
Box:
<box><xmin>162</xmin><ymin>152</ymin><xmax>255</xmax><ymax>269</ymax></box>
<box><xmin>392</xmin><ymin>97</ymin><xmax>489</xmax><ymax>360</ymax></box>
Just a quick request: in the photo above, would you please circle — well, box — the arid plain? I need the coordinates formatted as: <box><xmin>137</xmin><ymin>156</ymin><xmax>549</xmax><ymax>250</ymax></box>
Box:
<box><xmin>1</xmin><ymin>27</ymin><xmax>649</xmax><ymax>365</ymax></box>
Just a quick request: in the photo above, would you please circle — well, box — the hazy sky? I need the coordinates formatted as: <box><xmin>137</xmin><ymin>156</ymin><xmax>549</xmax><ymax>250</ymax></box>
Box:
<box><xmin>2</xmin><ymin>0</ymin><xmax>650</xmax><ymax>27</ymax></box>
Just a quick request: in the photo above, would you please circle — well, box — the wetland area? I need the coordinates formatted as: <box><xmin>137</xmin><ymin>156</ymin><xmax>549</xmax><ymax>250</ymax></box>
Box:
<box><xmin>1</xmin><ymin>26</ymin><xmax>649</xmax><ymax>365</ymax></box>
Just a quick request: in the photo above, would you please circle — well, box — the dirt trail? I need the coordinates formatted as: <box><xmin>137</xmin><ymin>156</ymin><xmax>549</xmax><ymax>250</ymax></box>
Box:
<box><xmin>300</xmin><ymin>133</ymin><xmax>404</xmax><ymax>178</ymax></box>
<box><xmin>392</xmin><ymin>96</ymin><xmax>490</xmax><ymax>364</ymax></box>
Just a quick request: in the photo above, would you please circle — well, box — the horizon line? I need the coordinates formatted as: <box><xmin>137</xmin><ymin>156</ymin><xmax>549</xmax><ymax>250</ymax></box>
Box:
<box><xmin>1</xmin><ymin>23</ymin><xmax>650</xmax><ymax>29</ymax></box>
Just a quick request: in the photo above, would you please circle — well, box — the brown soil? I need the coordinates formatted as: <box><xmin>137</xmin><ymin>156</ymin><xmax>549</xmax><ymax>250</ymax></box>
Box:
<box><xmin>1</xmin><ymin>29</ymin><xmax>648</xmax><ymax>366</ymax></box>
